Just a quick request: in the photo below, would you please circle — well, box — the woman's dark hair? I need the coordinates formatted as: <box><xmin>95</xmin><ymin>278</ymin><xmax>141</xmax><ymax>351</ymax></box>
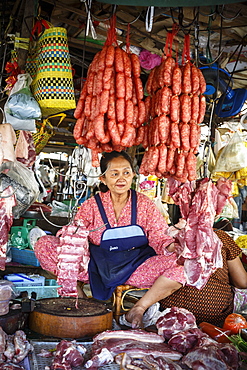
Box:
<box><xmin>99</xmin><ymin>151</ymin><xmax>135</xmax><ymax>192</ymax></box>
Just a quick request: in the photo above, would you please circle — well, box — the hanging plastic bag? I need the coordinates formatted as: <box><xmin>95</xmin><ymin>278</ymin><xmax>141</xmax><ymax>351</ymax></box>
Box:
<box><xmin>213</xmin><ymin>131</ymin><xmax>247</xmax><ymax>173</ymax></box>
<box><xmin>220</xmin><ymin>197</ymin><xmax>239</xmax><ymax>220</ymax></box>
<box><xmin>153</xmin><ymin>181</ymin><xmax>171</xmax><ymax>224</ymax></box>
<box><xmin>4</xmin><ymin>73</ymin><xmax>41</xmax><ymax>131</ymax></box>
<box><xmin>0</xmin><ymin>161</ymin><xmax>40</xmax><ymax>218</ymax></box>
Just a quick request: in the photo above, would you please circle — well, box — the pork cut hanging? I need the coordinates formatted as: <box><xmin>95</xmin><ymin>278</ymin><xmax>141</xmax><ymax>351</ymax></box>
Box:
<box><xmin>168</xmin><ymin>177</ymin><xmax>232</xmax><ymax>289</ymax></box>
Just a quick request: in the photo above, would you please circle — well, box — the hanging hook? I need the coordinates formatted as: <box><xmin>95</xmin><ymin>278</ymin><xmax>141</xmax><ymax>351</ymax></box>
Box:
<box><xmin>218</xmin><ymin>4</ymin><xmax>241</xmax><ymax>21</ymax></box>
<box><xmin>145</xmin><ymin>6</ymin><xmax>154</xmax><ymax>33</ymax></box>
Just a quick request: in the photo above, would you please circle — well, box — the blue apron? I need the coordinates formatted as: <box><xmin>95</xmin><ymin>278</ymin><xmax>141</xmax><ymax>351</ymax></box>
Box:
<box><xmin>88</xmin><ymin>189</ymin><xmax>156</xmax><ymax>300</ymax></box>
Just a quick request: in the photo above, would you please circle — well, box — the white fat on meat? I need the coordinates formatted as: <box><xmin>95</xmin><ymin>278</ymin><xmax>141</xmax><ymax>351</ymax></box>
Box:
<box><xmin>0</xmin><ymin>123</ymin><xmax>16</xmax><ymax>163</ymax></box>
<box><xmin>84</xmin><ymin>348</ymin><xmax>114</xmax><ymax>369</ymax></box>
<box><xmin>56</xmin><ymin>220</ymin><xmax>89</xmax><ymax>297</ymax></box>
<box><xmin>168</xmin><ymin>178</ymin><xmax>224</xmax><ymax>290</ymax></box>
<box><xmin>0</xmin><ymin>186</ymin><xmax>16</xmax><ymax>270</ymax></box>
<box><xmin>156</xmin><ymin>307</ymin><xmax>197</xmax><ymax>340</ymax></box>
<box><xmin>93</xmin><ymin>329</ymin><xmax>165</xmax><ymax>343</ymax></box>
<box><xmin>15</xmin><ymin>131</ymin><xmax>36</xmax><ymax>168</ymax></box>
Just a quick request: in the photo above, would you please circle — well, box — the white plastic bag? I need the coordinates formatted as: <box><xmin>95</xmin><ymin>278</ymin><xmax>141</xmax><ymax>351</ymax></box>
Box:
<box><xmin>4</xmin><ymin>73</ymin><xmax>41</xmax><ymax>131</ymax></box>
<box><xmin>213</xmin><ymin>131</ymin><xmax>247</xmax><ymax>173</ymax></box>
<box><xmin>153</xmin><ymin>181</ymin><xmax>171</xmax><ymax>223</ymax></box>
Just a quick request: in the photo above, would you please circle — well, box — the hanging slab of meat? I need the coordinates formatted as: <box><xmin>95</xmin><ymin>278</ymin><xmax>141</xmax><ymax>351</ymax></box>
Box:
<box><xmin>168</xmin><ymin>177</ymin><xmax>232</xmax><ymax>289</ymax></box>
<box><xmin>181</xmin><ymin>342</ymin><xmax>240</xmax><ymax>370</ymax></box>
<box><xmin>156</xmin><ymin>307</ymin><xmax>197</xmax><ymax>340</ymax></box>
<box><xmin>56</xmin><ymin>220</ymin><xmax>89</xmax><ymax>297</ymax></box>
<box><xmin>0</xmin><ymin>186</ymin><xmax>17</xmax><ymax>270</ymax></box>
<box><xmin>15</xmin><ymin>131</ymin><xmax>36</xmax><ymax>168</ymax></box>
<box><xmin>0</xmin><ymin>123</ymin><xmax>16</xmax><ymax>163</ymax></box>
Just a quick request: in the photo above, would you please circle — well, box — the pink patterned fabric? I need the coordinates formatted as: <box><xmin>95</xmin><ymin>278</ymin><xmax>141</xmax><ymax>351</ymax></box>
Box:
<box><xmin>35</xmin><ymin>191</ymin><xmax>186</xmax><ymax>287</ymax></box>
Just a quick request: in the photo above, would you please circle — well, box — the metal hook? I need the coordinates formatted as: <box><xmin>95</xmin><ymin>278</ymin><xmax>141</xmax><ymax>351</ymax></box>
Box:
<box><xmin>198</xmin><ymin>6</ymin><xmax>217</xmax><ymax>17</ymax></box>
<box><xmin>218</xmin><ymin>4</ymin><xmax>241</xmax><ymax>21</ymax></box>
<box><xmin>145</xmin><ymin>6</ymin><xmax>154</xmax><ymax>33</ymax></box>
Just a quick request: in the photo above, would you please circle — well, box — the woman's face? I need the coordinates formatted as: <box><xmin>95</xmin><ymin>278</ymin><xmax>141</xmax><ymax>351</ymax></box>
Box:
<box><xmin>100</xmin><ymin>156</ymin><xmax>135</xmax><ymax>196</ymax></box>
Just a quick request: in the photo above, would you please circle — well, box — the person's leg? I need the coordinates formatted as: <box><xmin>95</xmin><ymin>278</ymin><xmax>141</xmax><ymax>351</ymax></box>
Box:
<box><xmin>125</xmin><ymin>276</ymin><xmax>182</xmax><ymax>328</ymax></box>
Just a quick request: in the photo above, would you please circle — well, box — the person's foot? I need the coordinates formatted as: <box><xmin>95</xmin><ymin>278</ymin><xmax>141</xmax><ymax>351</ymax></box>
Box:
<box><xmin>125</xmin><ymin>305</ymin><xmax>146</xmax><ymax>329</ymax></box>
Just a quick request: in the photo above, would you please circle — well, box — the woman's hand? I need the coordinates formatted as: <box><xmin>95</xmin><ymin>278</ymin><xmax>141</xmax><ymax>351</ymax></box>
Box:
<box><xmin>166</xmin><ymin>242</ymin><xmax>176</xmax><ymax>253</ymax></box>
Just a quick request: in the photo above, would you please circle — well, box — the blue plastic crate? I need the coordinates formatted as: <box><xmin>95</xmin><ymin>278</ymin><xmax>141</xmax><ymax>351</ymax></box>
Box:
<box><xmin>11</xmin><ymin>247</ymin><xmax>40</xmax><ymax>267</ymax></box>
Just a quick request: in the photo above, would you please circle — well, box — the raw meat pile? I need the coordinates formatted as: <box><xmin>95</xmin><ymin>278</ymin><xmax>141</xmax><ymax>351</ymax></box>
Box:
<box><xmin>56</xmin><ymin>220</ymin><xmax>89</xmax><ymax>297</ymax></box>
<box><xmin>0</xmin><ymin>326</ymin><xmax>33</xmax><ymax>369</ymax></box>
<box><xmin>0</xmin><ymin>186</ymin><xmax>16</xmax><ymax>271</ymax></box>
<box><xmin>48</xmin><ymin>340</ymin><xmax>86</xmax><ymax>370</ymax></box>
<box><xmin>73</xmin><ymin>38</ymin><xmax>146</xmax><ymax>166</ymax></box>
<box><xmin>139</xmin><ymin>56</ymin><xmax>206</xmax><ymax>182</ymax></box>
<box><xmin>168</xmin><ymin>177</ymin><xmax>232</xmax><ymax>289</ymax></box>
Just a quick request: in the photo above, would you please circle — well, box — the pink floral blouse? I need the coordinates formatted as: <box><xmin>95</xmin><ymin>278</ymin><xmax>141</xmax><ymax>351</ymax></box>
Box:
<box><xmin>75</xmin><ymin>190</ymin><xmax>174</xmax><ymax>254</ymax></box>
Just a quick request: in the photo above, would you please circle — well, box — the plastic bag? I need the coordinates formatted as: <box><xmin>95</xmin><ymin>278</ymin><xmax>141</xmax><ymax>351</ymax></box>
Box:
<box><xmin>50</xmin><ymin>200</ymin><xmax>69</xmax><ymax>218</ymax></box>
<box><xmin>213</xmin><ymin>131</ymin><xmax>247</xmax><ymax>173</ymax></box>
<box><xmin>0</xmin><ymin>161</ymin><xmax>40</xmax><ymax>218</ymax></box>
<box><xmin>220</xmin><ymin>197</ymin><xmax>239</xmax><ymax>220</ymax></box>
<box><xmin>153</xmin><ymin>181</ymin><xmax>171</xmax><ymax>223</ymax></box>
<box><xmin>4</xmin><ymin>73</ymin><xmax>41</xmax><ymax>131</ymax></box>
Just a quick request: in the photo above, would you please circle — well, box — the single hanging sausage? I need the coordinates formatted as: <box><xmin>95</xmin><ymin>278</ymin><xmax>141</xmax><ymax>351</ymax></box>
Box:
<box><xmin>91</xmin><ymin>149</ymin><xmax>101</xmax><ymax>167</ymax></box>
<box><xmin>172</xmin><ymin>65</ymin><xmax>182</xmax><ymax>96</ymax></box>
<box><xmin>171</xmin><ymin>122</ymin><xmax>180</xmax><ymax>148</ymax></box>
<box><xmin>99</xmin><ymin>89</ymin><xmax>110</xmax><ymax>114</ymax></box>
<box><xmin>108</xmin><ymin>95</ymin><xmax>116</xmax><ymax>120</ymax></box>
<box><xmin>157</xmin><ymin>144</ymin><xmax>168</xmax><ymax>174</ymax></box>
<box><xmin>191</xmin><ymin>94</ymin><xmax>200</xmax><ymax>122</ymax></box>
<box><xmin>170</xmin><ymin>95</ymin><xmax>180</xmax><ymax>123</ymax></box>
<box><xmin>125</xmin><ymin>76</ymin><xmax>133</xmax><ymax>101</ymax></box>
<box><xmin>198</xmin><ymin>68</ymin><xmax>206</xmax><ymax>94</ymax></box>
<box><xmin>158</xmin><ymin>114</ymin><xmax>170</xmax><ymax>143</ymax></box>
<box><xmin>166</xmin><ymin>147</ymin><xmax>176</xmax><ymax>172</ymax></box>
<box><xmin>180</xmin><ymin>94</ymin><xmax>191</xmax><ymax>124</ymax></box>
<box><xmin>105</xmin><ymin>45</ymin><xmax>115</xmax><ymax>68</ymax></box>
<box><xmin>146</xmin><ymin>67</ymin><xmax>156</xmax><ymax>95</ymax></box>
<box><xmin>130</xmin><ymin>53</ymin><xmax>141</xmax><ymax>77</ymax></box>
<box><xmin>98</xmin><ymin>46</ymin><xmax>107</xmax><ymax>71</ymax></box>
<box><xmin>126</xmin><ymin>100</ymin><xmax>134</xmax><ymax>126</ymax></box>
<box><xmin>176</xmin><ymin>151</ymin><xmax>186</xmax><ymax>178</ymax></box>
<box><xmin>135</xmin><ymin>125</ymin><xmax>145</xmax><ymax>146</ymax></box>
<box><xmin>180</xmin><ymin>123</ymin><xmax>191</xmax><ymax>152</ymax></box>
<box><xmin>182</xmin><ymin>62</ymin><xmax>192</xmax><ymax>94</ymax></box>
<box><xmin>163</xmin><ymin>57</ymin><xmax>175</xmax><ymax>87</ymax></box>
<box><xmin>116</xmin><ymin>98</ymin><xmax>125</xmax><ymax>123</ymax></box>
<box><xmin>121</xmin><ymin>124</ymin><xmax>136</xmax><ymax>147</ymax></box>
<box><xmin>191</xmin><ymin>64</ymin><xmax>200</xmax><ymax>94</ymax></box>
<box><xmin>198</xmin><ymin>95</ymin><xmax>206</xmax><ymax>124</ymax></box>
<box><xmin>115</xmin><ymin>47</ymin><xmax>124</xmax><ymax>73</ymax></box>
<box><xmin>94</xmin><ymin>114</ymin><xmax>111</xmax><ymax>144</ymax></box>
<box><xmin>147</xmin><ymin>146</ymin><xmax>159</xmax><ymax>174</ymax></box>
<box><xmin>108</xmin><ymin>119</ymin><xmax>121</xmax><ymax>146</ymax></box>
<box><xmin>160</xmin><ymin>86</ymin><xmax>172</xmax><ymax>115</ymax></box>
<box><xmin>144</xmin><ymin>96</ymin><xmax>151</xmax><ymax>123</ymax></box>
<box><xmin>137</xmin><ymin>100</ymin><xmax>146</xmax><ymax>127</ymax></box>
<box><xmin>123</xmin><ymin>52</ymin><xmax>132</xmax><ymax>77</ymax></box>
<box><xmin>116</xmin><ymin>72</ymin><xmax>126</xmax><ymax>99</ymax></box>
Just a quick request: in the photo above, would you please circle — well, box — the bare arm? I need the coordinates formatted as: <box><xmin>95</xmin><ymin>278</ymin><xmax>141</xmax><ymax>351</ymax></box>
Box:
<box><xmin>228</xmin><ymin>256</ymin><xmax>247</xmax><ymax>289</ymax></box>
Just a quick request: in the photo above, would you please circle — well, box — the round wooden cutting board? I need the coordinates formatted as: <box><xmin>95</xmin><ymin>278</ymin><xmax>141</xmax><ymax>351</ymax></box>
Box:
<box><xmin>29</xmin><ymin>297</ymin><xmax>113</xmax><ymax>339</ymax></box>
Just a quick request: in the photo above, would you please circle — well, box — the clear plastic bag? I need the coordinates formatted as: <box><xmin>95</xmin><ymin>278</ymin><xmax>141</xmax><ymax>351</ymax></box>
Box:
<box><xmin>4</xmin><ymin>73</ymin><xmax>41</xmax><ymax>131</ymax></box>
<box><xmin>213</xmin><ymin>131</ymin><xmax>247</xmax><ymax>173</ymax></box>
<box><xmin>0</xmin><ymin>161</ymin><xmax>40</xmax><ymax>218</ymax></box>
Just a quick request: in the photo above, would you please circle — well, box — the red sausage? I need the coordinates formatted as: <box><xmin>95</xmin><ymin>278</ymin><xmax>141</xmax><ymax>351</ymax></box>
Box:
<box><xmin>163</xmin><ymin>57</ymin><xmax>175</xmax><ymax>87</ymax></box>
<box><xmin>148</xmin><ymin>146</ymin><xmax>159</xmax><ymax>174</ymax></box>
<box><xmin>158</xmin><ymin>114</ymin><xmax>170</xmax><ymax>143</ymax></box>
<box><xmin>135</xmin><ymin>125</ymin><xmax>145</xmax><ymax>146</ymax></box>
<box><xmin>180</xmin><ymin>123</ymin><xmax>191</xmax><ymax>151</ymax></box>
<box><xmin>116</xmin><ymin>72</ymin><xmax>126</xmax><ymax>99</ymax></box>
<box><xmin>146</xmin><ymin>67</ymin><xmax>156</xmax><ymax>95</ymax></box>
<box><xmin>176</xmin><ymin>152</ymin><xmax>186</xmax><ymax>178</ymax></box>
<box><xmin>137</xmin><ymin>100</ymin><xmax>146</xmax><ymax>127</ymax></box>
<box><xmin>130</xmin><ymin>53</ymin><xmax>141</xmax><ymax>77</ymax></box>
<box><xmin>125</xmin><ymin>76</ymin><xmax>133</xmax><ymax>101</ymax></box>
<box><xmin>190</xmin><ymin>122</ymin><xmax>199</xmax><ymax>150</ymax></box>
<box><xmin>89</xmin><ymin>52</ymin><xmax>100</xmax><ymax>74</ymax></box>
<box><xmin>191</xmin><ymin>64</ymin><xmax>200</xmax><ymax>94</ymax></box>
<box><xmin>103</xmin><ymin>66</ymin><xmax>113</xmax><ymax>84</ymax></box>
<box><xmin>198</xmin><ymin>68</ymin><xmax>207</xmax><ymax>94</ymax></box>
<box><xmin>170</xmin><ymin>95</ymin><xmax>180</xmax><ymax>123</ymax></box>
<box><xmin>99</xmin><ymin>89</ymin><xmax>110</xmax><ymax>114</ymax></box>
<box><xmin>95</xmin><ymin>70</ymin><xmax>104</xmax><ymax>95</ymax></box>
<box><xmin>116</xmin><ymin>98</ymin><xmax>125</xmax><ymax>123</ymax></box>
<box><xmin>107</xmin><ymin>94</ymin><xmax>116</xmax><ymax>120</ymax></box>
<box><xmin>134</xmin><ymin>77</ymin><xmax>144</xmax><ymax>101</ymax></box>
<box><xmin>154</xmin><ymin>89</ymin><xmax>162</xmax><ymax>117</ymax></box>
<box><xmin>166</xmin><ymin>147</ymin><xmax>176</xmax><ymax>172</ymax></box>
<box><xmin>94</xmin><ymin>114</ymin><xmax>111</xmax><ymax>144</ymax></box>
<box><xmin>115</xmin><ymin>47</ymin><xmax>124</xmax><ymax>73</ymax></box>
<box><xmin>91</xmin><ymin>149</ymin><xmax>100</xmax><ymax>167</ymax></box>
<box><xmin>118</xmin><ymin>121</ymin><xmax>125</xmax><ymax>137</ymax></box>
<box><xmin>180</xmin><ymin>94</ymin><xmax>191</xmax><ymax>124</ymax></box>
<box><xmin>126</xmin><ymin>100</ymin><xmax>134</xmax><ymax>126</ymax></box>
<box><xmin>171</xmin><ymin>122</ymin><xmax>180</xmax><ymax>148</ymax></box>
<box><xmin>191</xmin><ymin>94</ymin><xmax>200</xmax><ymax>122</ymax></box>
<box><xmin>84</xmin><ymin>95</ymin><xmax>92</xmax><ymax>117</ymax></box>
<box><xmin>105</xmin><ymin>45</ymin><xmax>115</xmax><ymax>67</ymax></box>
<box><xmin>172</xmin><ymin>65</ymin><xmax>182</xmax><ymax>95</ymax></box>
<box><xmin>158</xmin><ymin>144</ymin><xmax>167</xmax><ymax>174</ymax></box>
<box><xmin>87</xmin><ymin>72</ymin><xmax>94</xmax><ymax>95</ymax></box>
<box><xmin>73</xmin><ymin>116</ymin><xmax>84</xmax><ymax>140</ymax></box>
<box><xmin>98</xmin><ymin>46</ymin><xmax>107</xmax><ymax>71</ymax></box>
<box><xmin>160</xmin><ymin>86</ymin><xmax>172</xmax><ymax>115</ymax></box>
<box><xmin>85</xmin><ymin>119</ymin><xmax>95</xmax><ymax>140</ymax></box>
<box><xmin>142</xmin><ymin>124</ymin><xmax>149</xmax><ymax>149</ymax></box>
<box><xmin>108</xmin><ymin>119</ymin><xmax>121</xmax><ymax>146</ymax></box>
<box><xmin>182</xmin><ymin>62</ymin><xmax>192</xmax><ymax>94</ymax></box>
<box><xmin>123</xmin><ymin>52</ymin><xmax>132</xmax><ymax>78</ymax></box>
<box><xmin>139</xmin><ymin>150</ymin><xmax>150</xmax><ymax>176</ymax></box>
<box><xmin>186</xmin><ymin>151</ymin><xmax>197</xmax><ymax>181</ymax></box>
<box><xmin>144</xmin><ymin>96</ymin><xmax>151</xmax><ymax>123</ymax></box>
<box><xmin>121</xmin><ymin>124</ymin><xmax>136</xmax><ymax>147</ymax></box>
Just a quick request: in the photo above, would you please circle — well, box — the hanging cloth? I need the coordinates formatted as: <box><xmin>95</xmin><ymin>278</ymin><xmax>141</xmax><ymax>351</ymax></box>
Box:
<box><xmin>88</xmin><ymin>189</ymin><xmax>156</xmax><ymax>300</ymax></box>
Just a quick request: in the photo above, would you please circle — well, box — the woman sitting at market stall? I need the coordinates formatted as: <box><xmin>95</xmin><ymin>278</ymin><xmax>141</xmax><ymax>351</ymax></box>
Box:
<box><xmin>35</xmin><ymin>150</ymin><xmax>185</xmax><ymax>328</ymax></box>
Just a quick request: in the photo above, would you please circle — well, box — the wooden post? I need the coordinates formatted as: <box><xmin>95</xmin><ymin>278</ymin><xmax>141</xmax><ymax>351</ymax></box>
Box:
<box><xmin>17</xmin><ymin>0</ymin><xmax>35</xmax><ymax>70</ymax></box>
